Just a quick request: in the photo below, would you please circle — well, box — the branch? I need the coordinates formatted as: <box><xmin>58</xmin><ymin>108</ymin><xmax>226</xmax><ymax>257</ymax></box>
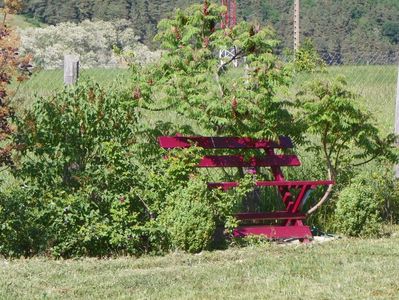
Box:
<box><xmin>352</xmin><ymin>154</ymin><xmax>379</xmax><ymax>167</ymax></box>
<box><xmin>214</xmin><ymin>72</ymin><xmax>224</xmax><ymax>98</ymax></box>
<box><xmin>140</xmin><ymin>103</ymin><xmax>174</xmax><ymax>112</ymax></box>
<box><xmin>307</xmin><ymin>168</ymin><xmax>335</xmax><ymax>215</ymax></box>
<box><xmin>2</xmin><ymin>11</ymin><xmax>7</xmax><ymax>25</ymax></box>
<box><xmin>307</xmin><ymin>125</ymin><xmax>335</xmax><ymax>215</ymax></box>
<box><xmin>322</xmin><ymin>124</ymin><xmax>335</xmax><ymax>178</ymax></box>
<box><xmin>333</xmin><ymin>135</ymin><xmax>352</xmax><ymax>171</ymax></box>
<box><xmin>135</xmin><ymin>192</ymin><xmax>155</xmax><ymax>220</ymax></box>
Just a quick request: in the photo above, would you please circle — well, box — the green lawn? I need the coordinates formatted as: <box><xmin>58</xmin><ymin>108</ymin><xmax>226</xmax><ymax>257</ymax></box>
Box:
<box><xmin>12</xmin><ymin>64</ymin><xmax>398</xmax><ymax>133</ymax></box>
<box><xmin>295</xmin><ymin>65</ymin><xmax>398</xmax><ymax>134</ymax></box>
<box><xmin>2</xmin><ymin>13</ymin><xmax>44</xmax><ymax>29</ymax></box>
<box><xmin>1</xmin><ymin>231</ymin><xmax>399</xmax><ymax>299</ymax></box>
<box><xmin>10</xmin><ymin>68</ymin><xmax>131</xmax><ymax>109</ymax></box>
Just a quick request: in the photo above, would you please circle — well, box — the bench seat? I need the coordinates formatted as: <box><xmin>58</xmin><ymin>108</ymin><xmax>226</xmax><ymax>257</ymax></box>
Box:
<box><xmin>208</xmin><ymin>180</ymin><xmax>334</xmax><ymax>190</ymax></box>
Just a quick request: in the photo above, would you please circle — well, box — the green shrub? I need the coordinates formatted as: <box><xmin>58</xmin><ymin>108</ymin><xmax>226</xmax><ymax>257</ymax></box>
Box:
<box><xmin>334</xmin><ymin>172</ymin><xmax>385</xmax><ymax>237</ymax></box>
<box><xmin>4</xmin><ymin>81</ymin><xmax>250</xmax><ymax>257</ymax></box>
<box><xmin>160</xmin><ymin>179</ymin><xmax>216</xmax><ymax>253</ymax></box>
<box><xmin>154</xmin><ymin>149</ymin><xmax>253</xmax><ymax>253</ymax></box>
<box><xmin>0</xmin><ymin>185</ymin><xmax>49</xmax><ymax>257</ymax></box>
<box><xmin>4</xmin><ymin>81</ymin><xmax>171</xmax><ymax>257</ymax></box>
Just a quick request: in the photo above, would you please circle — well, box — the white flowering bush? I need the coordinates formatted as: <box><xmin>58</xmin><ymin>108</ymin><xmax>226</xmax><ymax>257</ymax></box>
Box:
<box><xmin>20</xmin><ymin>20</ymin><xmax>161</xmax><ymax>69</ymax></box>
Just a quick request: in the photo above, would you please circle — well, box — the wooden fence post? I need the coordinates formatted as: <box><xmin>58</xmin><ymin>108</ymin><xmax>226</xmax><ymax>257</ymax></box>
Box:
<box><xmin>395</xmin><ymin>62</ymin><xmax>399</xmax><ymax>178</ymax></box>
<box><xmin>64</xmin><ymin>55</ymin><xmax>79</xmax><ymax>85</ymax></box>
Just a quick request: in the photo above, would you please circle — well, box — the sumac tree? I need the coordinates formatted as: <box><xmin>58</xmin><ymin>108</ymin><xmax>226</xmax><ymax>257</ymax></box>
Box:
<box><xmin>130</xmin><ymin>0</ymin><xmax>301</xmax><ymax>139</ymax></box>
<box><xmin>296</xmin><ymin>78</ymin><xmax>398</xmax><ymax>214</ymax></box>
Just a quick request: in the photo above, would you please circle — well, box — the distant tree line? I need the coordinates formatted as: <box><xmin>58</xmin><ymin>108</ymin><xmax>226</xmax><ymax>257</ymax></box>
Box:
<box><xmin>4</xmin><ymin>0</ymin><xmax>399</xmax><ymax>61</ymax></box>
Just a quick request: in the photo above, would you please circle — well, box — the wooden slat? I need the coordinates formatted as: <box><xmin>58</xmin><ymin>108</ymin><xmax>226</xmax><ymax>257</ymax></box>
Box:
<box><xmin>208</xmin><ymin>180</ymin><xmax>334</xmax><ymax>190</ymax></box>
<box><xmin>255</xmin><ymin>180</ymin><xmax>334</xmax><ymax>188</ymax></box>
<box><xmin>233</xmin><ymin>225</ymin><xmax>312</xmax><ymax>239</ymax></box>
<box><xmin>158</xmin><ymin>136</ymin><xmax>294</xmax><ymax>149</ymax></box>
<box><xmin>235</xmin><ymin>211</ymin><xmax>306</xmax><ymax>221</ymax></box>
<box><xmin>198</xmin><ymin>155</ymin><xmax>300</xmax><ymax>168</ymax></box>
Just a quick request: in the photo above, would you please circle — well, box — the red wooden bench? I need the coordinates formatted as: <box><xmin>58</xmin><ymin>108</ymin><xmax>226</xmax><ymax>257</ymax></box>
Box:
<box><xmin>158</xmin><ymin>136</ymin><xmax>334</xmax><ymax>240</ymax></box>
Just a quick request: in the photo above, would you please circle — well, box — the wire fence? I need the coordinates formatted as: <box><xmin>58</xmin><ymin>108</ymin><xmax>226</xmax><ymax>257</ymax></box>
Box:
<box><xmin>10</xmin><ymin>67</ymin><xmax>131</xmax><ymax>108</ymax></box>
<box><xmin>11</xmin><ymin>50</ymin><xmax>399</xmax><ymax>133</ymax></box>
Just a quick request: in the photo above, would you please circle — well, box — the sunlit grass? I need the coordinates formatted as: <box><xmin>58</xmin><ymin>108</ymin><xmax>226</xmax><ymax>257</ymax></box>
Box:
<box><xmin>1</xmin><ymin>230</ymin><xmax>398</xmax><ymax>299</ymax></box>
<box><xmin>295</xmin><ymin>65</ymin><xmax>398</xmax><ymax>134</ymax></box>
<box><xmin>10</xmin><ymin>68</ymin><xmax>131</xmax><ymax>109</ymax></box>
<box><xmin>1</xmin><ymin>13</ymin><xmax>44</xmax><ymax>29</ymax></box>
<box><xmin>13</xmin><ymin>64</ymin><xmax>398</xmax><ymax>133</ymax></box>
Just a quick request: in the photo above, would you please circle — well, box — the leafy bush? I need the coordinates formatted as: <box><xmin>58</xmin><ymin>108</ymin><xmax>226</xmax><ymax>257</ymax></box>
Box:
<box><xmin>0</xmin><ymin>186</ymin><xmax>49</xmax><ymax>257</ymax></box>
<box><xmin>0</xmin><ymin>0</ymin><xmax>31</xmax><ymax>170</ymax></box>
<box><xmin>159</xmin><ymin>179</ymin><xmax>216</xmax><ymax>253</ymax></box>
<box><xmin>334</xmin><ymin>171</ymin><xmax>389</xmax><ymax>237</ymax></box>
<box><xmin>293</xmin><ymin>39</ymin><xmax>326</xmax><ymax>73</ymax></box>
<box><xmin>128</xmin><ymin>1</ymin><xmax>302</xmax><ymax>140</ymax></box>
<box><xmin>150</xmin><ymin>148</ymin><xmax>252</xmax><ymax>253</ymax></box>
<box><xmin>7</xmin><ymin>81</ymin><xmax>169</xmax><ymax>257</ymax></box>
<box><xmin>295</xmin><ymin>78</ymin><xmax>397</xmax><ymax>215</ymax></box>
<box><xmin>4</xmin><ymin>78</ymin><xmax>252</xmax><ymax>257</ymax></box>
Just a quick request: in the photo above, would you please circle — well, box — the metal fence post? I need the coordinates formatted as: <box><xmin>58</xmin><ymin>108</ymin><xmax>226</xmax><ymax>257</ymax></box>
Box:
<box><xmin>395</xmin><ymin>62</ymin><xmax>399</xmax><ymax>178</ymax></box>
<box><xmin>64</xmin><ymin>55</ymin><xmax>79</xmax><ymax>85</ymax></box>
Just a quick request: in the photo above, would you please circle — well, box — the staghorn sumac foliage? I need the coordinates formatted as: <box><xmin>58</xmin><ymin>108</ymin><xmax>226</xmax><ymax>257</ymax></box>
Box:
<box><xmin>296</xmin><ymin>78</ymin><xmax>398</xmax><ymax>214</ymax></box>
<box><xmin>0</xmin><ymin>0</ymin><xmax>31</xmax><ymax>170</ymax></box>
<box><xmin>131</xmin><ymin>0</ymin><xmax>301</xmax><ymax>140</ymax></box>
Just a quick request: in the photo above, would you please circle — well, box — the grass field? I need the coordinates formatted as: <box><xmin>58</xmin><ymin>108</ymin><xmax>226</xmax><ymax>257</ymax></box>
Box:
<box><xmin>11</xmin><ymin>64</ymin><xmax>398</xmax><ymax>133</ymax></box>
<box><xmin>295</xmin><ymin>65</ymin><xmax>398</xmax><ymax>134</ymax></box>
<box><xmin>10</xmin><ymin>68</ymin><xmax>131</xmax><ymax>108</ymax></box>
<box><xmin>1</xmin><ymin>13</ymin><xmax>44</xmax><ymax>29</ymax></box>
<box><xmin>1</xmin><ymin>230</ymin><xmax>398</xmax><ymax>299</ymax></box>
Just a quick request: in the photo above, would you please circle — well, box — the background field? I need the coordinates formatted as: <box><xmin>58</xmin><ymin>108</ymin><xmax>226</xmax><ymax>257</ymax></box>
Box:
<box><xmin>12</xmin><ymin>64</ymin><xmax>398</xmax><ymax>134</ymax></box>
<box><xmin>1</xmin><ymin>227</ymin><xmax>398</xmax><ymax>300</ymax></box>
<box><xmin>0</xmin><ymin>13</ymin><xmax>44</xmax><ymax>29</ymax></box>
<box><xmin>297</xmin><ymin>65</ymin><xmax>398</xmax><ymax>134</ymax></box>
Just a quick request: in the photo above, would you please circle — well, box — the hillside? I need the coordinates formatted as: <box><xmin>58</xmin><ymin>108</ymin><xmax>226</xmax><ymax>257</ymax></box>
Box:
<box><xmin>15</xmin><ymin>0</ymin><xmax>399</xmax><ymax>59</ymax></box>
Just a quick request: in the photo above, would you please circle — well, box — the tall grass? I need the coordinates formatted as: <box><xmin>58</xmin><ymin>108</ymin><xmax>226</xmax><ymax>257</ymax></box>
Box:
<box><xmin>12</xmin><ymin>65</ymin><xmax>397</xmax><ymax>132</ymax></box>
<box><xmin>2</xmin><ymin>13</ymin><xmax>44</xmax><ymax>29</ymax></box>
<box><xmin>296</xmin><ymin>65</ymin><xmax>398</xmax><ymax>134</ymax></box>
<box><xmin>10</xmin><ymin>68</ymin><xmax>131</xmax><ymax>108</ymax></box>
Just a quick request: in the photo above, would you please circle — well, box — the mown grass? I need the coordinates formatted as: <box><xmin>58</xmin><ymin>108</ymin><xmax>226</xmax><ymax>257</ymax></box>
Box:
<box><xmin>1</xmin><ymin>230</ymin><xmax>399</xmax><ymax>299</ymax></box>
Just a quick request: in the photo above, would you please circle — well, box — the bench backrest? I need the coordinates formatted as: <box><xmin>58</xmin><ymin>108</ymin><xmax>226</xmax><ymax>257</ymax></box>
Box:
<box><xmin>158</xmin><ymin>136</ymin><xmax>301</xmax><ymax>169</ymax></box>
<box><xmin>158</xmin><ymin>136</ymin><xmax>294</xmax><ymax>149</ymax></box>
